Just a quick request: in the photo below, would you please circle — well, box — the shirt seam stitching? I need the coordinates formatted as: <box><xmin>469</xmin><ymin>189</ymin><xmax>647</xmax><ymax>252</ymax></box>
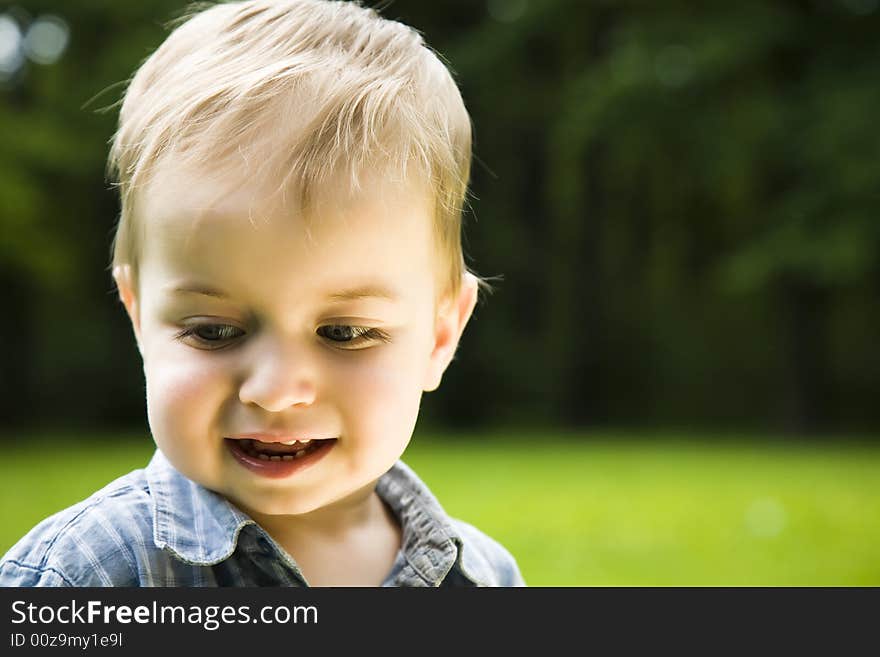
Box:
<box><xmin>3</xmin><ymin>559</ymin><xmax>76</xmax><ymax>586</ymax></box>
<box><xmin>149</xmin><ymin>461</ymin><xmax>252</xmax><ymax>565</ymax></box>
<box><xmin>39</xmin><ymin>483</ymin><xmax>149</xmax><ymax>566</ymax></box>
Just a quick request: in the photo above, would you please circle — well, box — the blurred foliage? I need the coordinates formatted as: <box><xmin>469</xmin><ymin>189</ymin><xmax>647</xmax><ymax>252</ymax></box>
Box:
<box><xmin>0</xmin><ymin>0</ymin><xmax>878</xmax><ymax>435</ymax></box>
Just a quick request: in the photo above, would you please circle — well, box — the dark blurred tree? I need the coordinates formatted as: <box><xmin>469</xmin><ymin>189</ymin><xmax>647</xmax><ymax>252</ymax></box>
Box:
<box><xmin>432</xmin><ymin>0</ymin><xmax>880</xmax><ymax>433</ymax></box>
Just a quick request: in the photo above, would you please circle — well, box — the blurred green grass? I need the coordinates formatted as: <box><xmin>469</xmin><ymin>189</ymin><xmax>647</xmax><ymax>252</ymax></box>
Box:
<box><xmin>1</xmin><ymin>431</ymin><xmax>878</xmax><ymax>586</ymax></box>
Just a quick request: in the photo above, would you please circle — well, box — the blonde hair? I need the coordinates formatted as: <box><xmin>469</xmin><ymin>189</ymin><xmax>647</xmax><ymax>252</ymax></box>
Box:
<box><xmin>107</xmin><ymin>0</ymin><xmax>480</xmax><ymax>298</ymax></box>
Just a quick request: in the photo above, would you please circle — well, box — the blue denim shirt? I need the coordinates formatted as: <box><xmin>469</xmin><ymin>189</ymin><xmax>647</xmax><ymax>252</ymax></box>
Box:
<box><xmin>0</xmin><ymin>450</ymin><xmax>525</xmax><ymax>587</ymax></box>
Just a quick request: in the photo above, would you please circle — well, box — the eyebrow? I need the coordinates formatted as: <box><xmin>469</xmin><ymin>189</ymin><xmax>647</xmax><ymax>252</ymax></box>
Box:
<box><xmin>170</xmin><ymin>283</ymin><xmax>399</xmax><ymax>302</ymax></box>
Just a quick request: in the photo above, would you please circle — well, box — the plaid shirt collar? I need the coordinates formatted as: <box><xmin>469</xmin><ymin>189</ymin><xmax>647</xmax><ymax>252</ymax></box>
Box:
<box><xmin>144</xmin><ymin>449</ymin><xmax>481</xmax><ymax>586</ymax></box>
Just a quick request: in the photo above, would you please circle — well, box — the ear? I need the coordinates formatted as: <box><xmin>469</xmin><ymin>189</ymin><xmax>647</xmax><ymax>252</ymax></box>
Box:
<box><xmin>423</xmin><ymin>272</ymin><xmax>480</xmax><ymax>392</ymax></box>
<box><xmin>112</xmin><ymin>264</ymin><xmax>143</xmax><ymax>355</ymax></box>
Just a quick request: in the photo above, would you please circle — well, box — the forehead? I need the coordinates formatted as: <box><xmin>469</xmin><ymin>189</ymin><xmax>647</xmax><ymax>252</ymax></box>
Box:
<box><xmin>136</xmin><ymin>158</ymin><xmax>438</xmax><ymax>303</ymax></box>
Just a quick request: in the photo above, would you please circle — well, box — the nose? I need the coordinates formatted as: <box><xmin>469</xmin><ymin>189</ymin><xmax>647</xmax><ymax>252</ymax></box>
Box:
<box><xmin>238</xmin><ymin>338</ymin><xmax>317</xmax><ymax>412</ymax></box>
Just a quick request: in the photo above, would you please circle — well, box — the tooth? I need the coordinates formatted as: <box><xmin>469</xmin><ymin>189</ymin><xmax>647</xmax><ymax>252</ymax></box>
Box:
<box><xmin>294</xmin><ymin>450</ymin><xmax>307</xmax><ymax>459</ymax></box>
<box><xmin>270</xmin><ymin>455</ymin><xmax>281</xmax><ymax>461</ymax></box>
<box><xmin>282</xmin><ymin>455</ymin><xmax>294</xmax><ymax>461</ymax></box>
<box><xmin>281</xmin><ymin>440</ymin><xmax>298</xmax><ymax>445</ymax></box>
<box><xmin>257</xmin><ymin>453</ymin><xmax>269</xmax><ymax>460</ymax></box>
<box><xmin>299</xmin><ymin>439</ymin><xmax>311</xmax><ymax>444</ymax></box>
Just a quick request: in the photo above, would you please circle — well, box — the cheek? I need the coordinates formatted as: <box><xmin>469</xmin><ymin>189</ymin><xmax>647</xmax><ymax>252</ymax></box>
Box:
<box><xmin>335</xmin><ymin>342</ymin><xmax>427</xmax><ymax>437</ymax></box>
<box><xmin>143</xmin><ymin>350</ymin><xmax>232</xmax><ymax>441</ymax></box>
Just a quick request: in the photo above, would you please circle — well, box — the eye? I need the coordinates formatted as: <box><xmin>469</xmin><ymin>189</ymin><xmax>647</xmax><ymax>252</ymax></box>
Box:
<box><xmin>317</xmin><ymin>325</ymin><xmax>390</xmax><ymax>349</ymax></box>
<box><xmin>174</xmin><ymin>323</ymin><xmax>245</xmax><ymax>349</ymax></box>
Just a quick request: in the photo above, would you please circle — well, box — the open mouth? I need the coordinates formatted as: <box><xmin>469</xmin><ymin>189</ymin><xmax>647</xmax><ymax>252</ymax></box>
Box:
<box><xmin>224</xmin><ymin>437</ymin><xmax>337</xmax><ymax>478</ymax></box>
<box><xmin>235</xmin><ymin>438</ymin><xmax>328</xmax><ymax>461</ymax></box>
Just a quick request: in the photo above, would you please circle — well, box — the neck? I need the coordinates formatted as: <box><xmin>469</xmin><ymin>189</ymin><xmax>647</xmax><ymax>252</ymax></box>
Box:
<box><xmin>241</xmin><ymin>484</ymin><xmax>404</xmax><ymax>586</ymax></box>
<box><xmin>242</xmin><ymin>482</ymin><xmax>391</xmax><ymax>543</ymax></box>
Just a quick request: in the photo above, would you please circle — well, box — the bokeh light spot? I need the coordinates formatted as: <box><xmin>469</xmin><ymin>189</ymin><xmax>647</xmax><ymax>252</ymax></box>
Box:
<box><xmin>0</xmin><ymin>14</ymin><xmax>24</xmax><ymax>79</ymax></box>
<box><xmin>23</xmin><ymin>15</ymin><xmax>69</xmax><ymax>65</ymax></box>
<box><xmin>745</xmin><ymin>497</ymin><xmax>787</xmax><ymax>538</ymax></box>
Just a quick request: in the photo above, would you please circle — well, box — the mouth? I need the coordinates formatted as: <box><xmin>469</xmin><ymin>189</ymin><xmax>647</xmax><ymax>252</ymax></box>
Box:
<box><xmin>225</xmin><ymin>437</ymin><xmax>337</xmax><ymax>479</ymax></box>
<box><xmin>236</xmin><ymin>437</ymin><xmax>327</xmax><ymax>460</ymax></box>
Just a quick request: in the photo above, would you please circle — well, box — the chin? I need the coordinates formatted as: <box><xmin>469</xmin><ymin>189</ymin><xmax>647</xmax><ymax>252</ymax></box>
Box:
<box><xmin>226</xmin><ymin>487</ymin><xmax>329</xmax><ymax>517</ymax></box>
<box><xmin>252</xmin><ymin>499</ymin><xmax>329</xmax><ymax>518</ymax></box>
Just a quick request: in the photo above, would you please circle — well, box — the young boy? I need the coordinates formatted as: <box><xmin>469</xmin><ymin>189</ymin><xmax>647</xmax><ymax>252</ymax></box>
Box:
<box><xmin>0</xmin><ymin>0</ymin><xmax>524</xmax><ymax>587</ymax></box>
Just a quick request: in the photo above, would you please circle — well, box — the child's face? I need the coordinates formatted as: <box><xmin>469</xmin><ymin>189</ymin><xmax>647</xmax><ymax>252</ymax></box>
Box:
<box><xmin>114</xmin><ymin>162</ymin><xmax>476</xmax><ymax>518</ymax></box>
